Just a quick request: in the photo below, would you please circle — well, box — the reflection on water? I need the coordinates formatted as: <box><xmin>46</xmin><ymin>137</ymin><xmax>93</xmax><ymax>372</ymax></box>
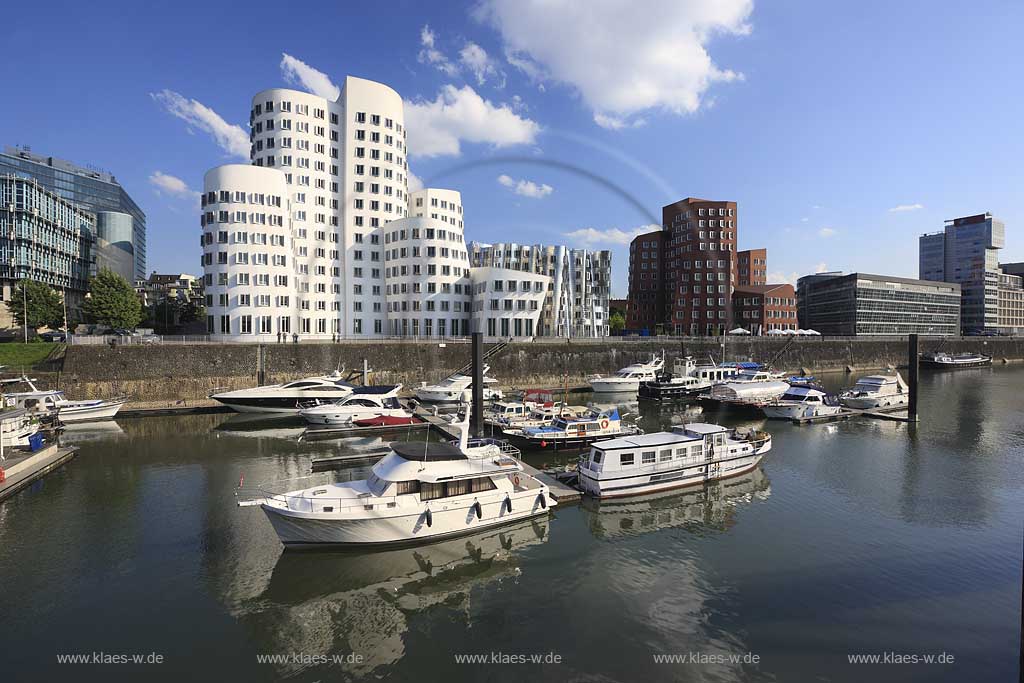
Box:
<box><xmin>230</xmin><ymin>518</ymin><xmax>550</xmax><ymax>678</ymax></box>
<box><xmin>583</xmin><ymin>467</ymin><xmax>771</xmax><ymax>540</ymax></box>
<box><xmin>57</xmin><ymin>420</ymin><xmax>126</xmax><ymax>445</ymax></box>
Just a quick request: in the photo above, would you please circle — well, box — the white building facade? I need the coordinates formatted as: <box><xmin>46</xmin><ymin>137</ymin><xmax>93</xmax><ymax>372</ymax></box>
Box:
<box><xmin>470</xmin><ymin>242</ymin><xmax>612</xmax><ymax>338</ymax></box>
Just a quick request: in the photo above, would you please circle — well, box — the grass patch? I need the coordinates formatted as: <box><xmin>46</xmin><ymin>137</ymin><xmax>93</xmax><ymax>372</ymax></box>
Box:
<box><xmin>0</xmin><ymin>343</ymin><xmax>64</xmax><ymax>371</ymax></box>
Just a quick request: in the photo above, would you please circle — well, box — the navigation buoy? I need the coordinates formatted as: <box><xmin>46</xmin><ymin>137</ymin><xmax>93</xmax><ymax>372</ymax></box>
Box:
<box><xmin>473</xmin><ymin>501</ymin><xmax>483</xmax><ymax>519</ymax></box>
<box><xmin>424</xmin><ymin>509</ymin><xmax>433</xmax><ymax>527</ymax></box>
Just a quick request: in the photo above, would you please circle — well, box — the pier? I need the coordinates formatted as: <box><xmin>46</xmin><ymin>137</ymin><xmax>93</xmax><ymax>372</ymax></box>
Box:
<box><xmin>0</xmin><ymin>443</ymin><xmax>79</xmax><ymax>502</ymax></box>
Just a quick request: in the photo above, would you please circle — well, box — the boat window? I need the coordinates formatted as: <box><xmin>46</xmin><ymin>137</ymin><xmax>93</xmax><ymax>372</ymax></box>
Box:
<box><xmin>446</xmin><ymin>479</ymin><xmax>470</xmax><ymax>497</ymax></box>
<box><xmin>642</xmin><ymin>451</ymin><xmax>655</xmax><ymax>464</ymax></box>
<box><xmin>421</xmin><ymin>482</ymin><xmax>445</xmax><ymax>500</ymax></box>
<box><xmin>395</xmin><ymin>480</ymin><xmax>420</xmax><ymax>495</ymax></box>
<box><xmin>659</xmin><ymin>449</ymin><xmax>673</xmax><ymax>462</ymax></box>
<box><xmin>470</xmin><ymin>477</ymin><xmax>496</xmax><ymax>493</ymax></box>
<box><xmin>591</xmin><ymin>450</ymin><xmax>603</xmax><ymax>463</ymax></box>
<box><xmin>307</xmin><ymin>385</ymin><xmax>347</xmax><ymax>391</ymax></box>
<box><xmin>283</xmin><ymin>381</ymin><xmax>319</xmax><ymax>388</ymax></box>
<box><xmin>619</xmin><ymin>453</ymin><xmax>635</xmax><ymax>466</ymax></box>
<box><xmin>690</xmin><ymin>445</ymin><xmax>703</xmax><ymax>457</ymax></box>
<box><xmin>676</xmin><ymin>447</ymin><xmax>688</xmax><ymax>456</ymax></box>
<box><xmin>366</xmin><ymin>473</ymin><xmax>389</xmax><ymax>496</ymax></box>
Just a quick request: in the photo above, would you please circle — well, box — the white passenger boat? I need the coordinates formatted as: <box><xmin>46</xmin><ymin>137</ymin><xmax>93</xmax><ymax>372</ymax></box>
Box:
<box><xmin>211</xmin><ymin>371</ymin><xmax>357</xmax><ymax>413</ymax></box>
<box><xmin>919</xmin><ymin>352</ymin><xmax>992</xmax><ymax>369</ymax></box>
<box><xmin>0</xmin><ymin>407</ymin><xmax>41</xmax><ymax>448</ymax></box>
<box><xmin>588</xmin><ymin>352</ymin><xmax>665</xmax><ymax>393</ymax></box>
<box><xmin>414</xmin><ymin>365</ymin><xmax>503</xmax><ymax>403</ymax></box>
<box><xmin>297</xmin><ymin>385</ymin><xmax>408</xmax><ymax>425</ymax></box>
<box><xmin>248</xmin><ymin>409</ymin><xmax>555</xmax><ymax>547</ymax></box>
<box><xmin>700</xmin><ymin>370</ymin><xmax>791</xmax><ymax>408</ymax></box>
<box><xmin>485</xmin><ymin>401</ymin><xmax>590</xmax><ymax>429</ymax></box>
<box><xmin>504</xmin><ymin>408</ymin><xmax>641</xmax><ymax>450</ymax></box>
<box><xmin>2</xmin><ymin>376</ymin><xmax>126</xmax><ymax>423</ymax></box>
<box><xmin>578</xmin><ymin>423</ymin><xmax>772</xmax><ymax>499</ymax></box>
<box><xmin>839</xmin><ymin>373</ymin><xmax>909</xmax><ymax>410</ymax></box>
<box><xmin>761</xmin><ymin>387</ymin><xmax>842</xmax><ymax>419</ymax></box>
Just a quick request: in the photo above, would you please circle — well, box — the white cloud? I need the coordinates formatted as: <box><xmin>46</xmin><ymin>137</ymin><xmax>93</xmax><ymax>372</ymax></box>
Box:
<box><xmin>404</xmin><ymin>84</ymin><xmax>541</xmax><ymax>157</ymax></box>
<box><xmin>460</xmin><ymin>42</ymin><xmax>497</xmax><ymax>85</ymax></box>
<box><xmin>152</xmin><ymin>89</ymin><xmax>249</xmax><ymax>159</ymax></box>
<box><xmin>815</xmin><ymin>262</ymin><xmax>828</xmax><ymax>273</ymax></box>
<box><xmin>149</xmin><ymin>171</ymin><xmax>200</xmax><ymax>201</ymax></box>
<box><xmin>418</xmin><ymin>25</ymin><xmax>459</xmax><ymax>76</ymax></box>
<box><xmin>280</xmin><ymin>53</ymin><xmax>340</xmax><ymax>100</ymax></box>
<box><xmin>564</xmin><ymin>224</ymin><xmax>660</xmax><ymax>246</ymax></box>
<box><xmin>476</xmin><ymin>0</ymin><xmax>752</xmax><ymax>126</ymax></box>
<box><xmin>497</xmin><ymin>174</ymin><xmax>553</xmax><ymax>198</ymax></box>
<box><xmin>408</xmin><ymin>170</ymin><xmax>424</xmax><ymax>192</ymax></box>
<box><xmin>767</xmin><ymin>271</ymin><xmax>799</xmax><ymax>286</ymax></box>
<box><xmin>818</xmin><ymin>227</ymin><xmax>837</xmax><ymax>238</ymax></box>
<box><xmin>888</xmin><ymin>203</ymin><xmax>924</xmax><ymax>213</ymax></box>
<box><xmin>593</xmin><ymin>112</ymin><xmax>647</xmax><ymax>130</ymax></box>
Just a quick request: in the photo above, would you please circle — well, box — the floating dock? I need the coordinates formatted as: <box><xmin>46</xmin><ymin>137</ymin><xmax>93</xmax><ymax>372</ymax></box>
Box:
<box><xmin>301</xmin><ymin>420</ymin><xmax>429</xmax><ymax>439</ymax></box>
<box><xmin>118</xmin><ymin>404</ymin><xmax>232</xmax><ymax>418</ymax></box>
<box><xmin>790</xmin><ymin>404</ymin><xmax>912</xmax><ymax>425</ymax></box>
<box><xmin>0</xmin><ymin>443</ymin><xmax>79</xmax><ymax>502</ymax></box>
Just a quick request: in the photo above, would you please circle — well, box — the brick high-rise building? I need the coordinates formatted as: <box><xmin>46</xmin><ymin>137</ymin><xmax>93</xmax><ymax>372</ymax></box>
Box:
<box><xmin>625</xmin><ymin>229</ymin><xmax>666</xmax><ymax>330</ymax></box>
<box><xmin>737</xmin><ymin>248</ymin><xmax>767</xmax><ymax>286</ymax></box>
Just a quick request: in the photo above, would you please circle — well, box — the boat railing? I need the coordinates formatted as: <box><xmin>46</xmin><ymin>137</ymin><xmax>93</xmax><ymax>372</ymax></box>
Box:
<box><xmin>262</xmin><ymin>489</ymin><xmax>402</xmax><ymax>514</ymax></box>
<box><xmin>458</xmin><ymin>437</ymin><xmax>522</xmax><ymax>458</ymax></box>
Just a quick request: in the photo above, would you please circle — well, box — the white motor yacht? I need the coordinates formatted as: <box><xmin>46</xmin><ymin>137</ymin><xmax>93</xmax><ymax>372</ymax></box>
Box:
<box><xmin>487</xmin><ymin>402</ymin><xmax>590</xmax><ymax>430</ymax></box>
<box><xmin>297</xmin><ymin>385</ymin><xmax>408</xmax><ymax>426</ymax></box>
<box><xmin>761</xmin><ymin>387</ymin><xmax>842</xmax><ymax>419</ymax></box>
<box><xmin>2</xmin><ymin>376</ymin><xmax>126</xmax><ymax>423</ymax></box>
<box><xmin>638</xmin><ymin>357</ymin><xmax>716</xmax><ymax>401</ymax></box>
<box><xmin>578</xmin><ymin>423</ymin><xmax>772</xmax><ymax>499</ymax></box>
<box><xmin>839</xmin><ymin>373</ymin><xmax>909</xmax><ymax>410</ymax></box>
<box><xmin>246</xmin><ymin>410</ymin><xmax>556</xmax><ymax>547</ymax></box>
<box><xmin>504</xmin><ymin>408</ymin><xmax>641</xmax><ymax>450</ymax></box>
<box><xmin>210</xmin><ymin>371</ymin><xmax>357</xmax><ymax>413</ymax></box>
<box><xmin>0</xmin><ymin>408</ymin><xmax>41</xmax><ymax>448</ymax></box>
<box><xmin>920</xmin><ymin>352</ymin><xmax>992</xmax><ymax>369</ymax></box>
<box><xmin>413</xmin><ymin>365</ymin><xmax>503</xmax><ymax>402</ymax></box>
<box><xmin>588</xmin><ymin>352</ymin><xmax>665</xmax><ymax>393</ymax></box>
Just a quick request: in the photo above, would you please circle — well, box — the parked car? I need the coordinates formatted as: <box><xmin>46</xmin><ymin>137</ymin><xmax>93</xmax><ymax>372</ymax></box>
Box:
<box><xmin>39</xmin><ymin>330</ymin><xmax>67</xmax><ymax>342</ymax></box>
<box><xmin>138</xmin><ymin>334</ymin><xmax>160</xmax><ymax>344</ymax></box>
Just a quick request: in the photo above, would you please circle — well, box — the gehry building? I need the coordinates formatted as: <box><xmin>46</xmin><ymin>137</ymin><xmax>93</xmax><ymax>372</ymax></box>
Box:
<box><xmin>199</xmin><ymin>75</ymin><xmax>609</xmax><ymax>341</ymax></box>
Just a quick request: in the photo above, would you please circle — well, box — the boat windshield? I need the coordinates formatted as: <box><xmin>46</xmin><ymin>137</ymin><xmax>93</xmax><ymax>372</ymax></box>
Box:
<box><xmin>366</xmin><ymin>473</ymin><xmax>389</xmax><ymax>496</ymax></box>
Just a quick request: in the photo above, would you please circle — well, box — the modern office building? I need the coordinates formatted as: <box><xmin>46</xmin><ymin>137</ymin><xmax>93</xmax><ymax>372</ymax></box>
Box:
<box><xmin>469</xmin><ymin>266</ymin><xmax>551</xmax><ymax>339</ymax></box>
<box><xmin>919</xmin><ymin>212</ymin><xmax>1007</xmax><ymax>332</ymax></box>
<box><xmin>201</xmin><ymin>77</ymin><xmax>412</xmax><ymax>340</ymax></box>
<box><xmin>94</xmin><ymin>211</ymin><xmax>136</xmax><ymax>281</ymax></box>
<box><xmin>0</xmin><ymin>176</ymin><xmax>95</xmax><ymax>327</ymax></box>
<box><xmin>0</xmin><ymin>146</ymin><xmax>146</xmax><ymax>279</ymax></box>
<box><xmin>797</xmin><ymin>272</ymin><xmax>961</xmax><ymax>336</ymax></box>
<box><xmin>736</xmin><ymin>248</ymin><xmax>767</xmax><ymax>286</ymax></box>
<box><xmin>469</xmin><ymin>242</ymin><xmax>611</xmax><ymax>338</ymax></box>
<box><xmin>731</xmin><ymin>283</ymin><xmax>797</xmax><ymax>333</ymax></box>
<box><xmin>625</xmin><ymin>229</ymin><xmax>666</xmax><ymax>331</ymax></box>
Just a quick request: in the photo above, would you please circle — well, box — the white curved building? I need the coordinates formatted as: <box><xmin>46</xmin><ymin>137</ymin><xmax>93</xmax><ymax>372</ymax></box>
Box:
<box><xmin>201</xmin><ymin>165</ymin><xmax>294</xmax><ymax>340</ymax></box>
<box><xmin>204</xmin><ymin>76</ymin><xmax>410</xmax><ymax>339</ymax></box>
<box><xmin>385</xmin><ymin>189</ymin><xmax>472</xmax><ymax>337</ymax></box>
<box><xmin>470</xmin><ymin>267</ymin><xmax>551</xmax><ymax>339</ymax></box>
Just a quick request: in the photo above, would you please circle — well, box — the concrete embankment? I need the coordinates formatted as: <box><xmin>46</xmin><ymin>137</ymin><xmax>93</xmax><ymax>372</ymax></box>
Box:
<box><xmin>48</xmin><ymin>336</ymin><xmax>1024</xmax><ymax>407</ymax></box>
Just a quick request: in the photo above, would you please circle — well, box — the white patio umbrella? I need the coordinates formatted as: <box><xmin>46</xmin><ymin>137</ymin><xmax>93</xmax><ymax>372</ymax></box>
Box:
<box><xmin>727</xmin><ymin>327</ymin><xmax>751</xmax><ymax>335</ymax></box>
<box><xmin>784</xmin><ymin>328</ymin><xmax>798</xmax><ymax>334</ymax></box>
<box><xmin>805</xmin><ymin>329</ymin><xmax>821</xmax><ymax>335</ymax></box>
<box><xmin>797</xmin><ymin>329</ymin><xmax>813</xmax><ymax>335</ymax></box>
<box><xmin>766</xmin><ymin>329</ymin><xmax>786</xmax><ymax>335</ymax></box>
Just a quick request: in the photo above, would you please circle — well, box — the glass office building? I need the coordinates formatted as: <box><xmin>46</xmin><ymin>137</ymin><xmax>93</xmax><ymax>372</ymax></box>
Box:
<box><xmin>797</xmin><ymin>272</ymin><xmax>961</xmax><ymax>336</ymax></box>
<box><xmin>0</xmin><ymin>146</ymin><xmax>146</xmax><ymax>280</ymax></box>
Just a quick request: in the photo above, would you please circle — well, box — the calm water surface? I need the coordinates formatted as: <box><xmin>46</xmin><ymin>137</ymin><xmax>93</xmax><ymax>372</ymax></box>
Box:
<box><xmin>1</xmin><ymin>367</ymin><xmax>1021</xmax><ymax>682</ymax></box>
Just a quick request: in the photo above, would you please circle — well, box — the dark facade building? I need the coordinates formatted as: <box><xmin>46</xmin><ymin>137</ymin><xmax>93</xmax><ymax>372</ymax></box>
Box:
<box><xmin>797</xmin><ymin>272</ymin><xmax>961</xmax><ymax>336</ymax></box>
<box><xmin>732</xmin><ymin>284</ymin><xmax>797</xmax><ymax>333</ymax></box>
<box><xmin>0</xmin><ymin>146</ymin><xmax>146</xmax><ymax>280</ymax></box>
<box><xmin>625</xmin><ymin>229</ymin><xmax>666</xmax><ymax>330</ymax></box>
<box><xmin>737</xmin><ymin>248</ymin><xmax>767</xmax><ymax>286</ymax></box>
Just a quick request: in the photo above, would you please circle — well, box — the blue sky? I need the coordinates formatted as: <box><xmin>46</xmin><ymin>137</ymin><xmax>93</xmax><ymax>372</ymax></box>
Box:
<box><xmin>3</xmin><ymin>0</ymin><xmax>1022</xmax><ymax>295</ymax></box>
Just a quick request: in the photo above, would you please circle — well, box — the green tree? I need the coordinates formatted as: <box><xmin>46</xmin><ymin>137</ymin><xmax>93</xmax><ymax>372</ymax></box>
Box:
<box><xmin>609</xmin><ymin>311</ymin><xmax>626</xmax><ymax>335</ymax></box>
<box><xmin>6</xmin><ymin>279</ymin><xmax>64</xmax><ymax>331</ymax></box>
<box><xmin>83</xmin><ymin>268</ymin><xmax>142</xmax><ymax>329</ymax></box>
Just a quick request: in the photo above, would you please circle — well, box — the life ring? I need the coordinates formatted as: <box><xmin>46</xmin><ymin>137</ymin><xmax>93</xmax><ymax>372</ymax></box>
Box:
<box><xmin>600</xmin><ymin>419</ymin><xmax>609</xmax><ymax>429</ymax></box>
<box><xmin>512</xmin><ymin>474</ymin><xmax>521</xmax><ymax>487</ymax></box>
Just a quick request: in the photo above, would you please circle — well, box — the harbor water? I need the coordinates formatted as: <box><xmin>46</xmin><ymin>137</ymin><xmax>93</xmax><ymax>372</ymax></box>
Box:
<box><xmin>0</xmin><ymin>366</ymin><xmax>1021</xmax><ymax>682</ymax></box>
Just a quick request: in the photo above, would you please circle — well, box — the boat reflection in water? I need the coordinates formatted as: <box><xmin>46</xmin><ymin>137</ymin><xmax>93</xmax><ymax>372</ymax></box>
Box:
<box><xmin>237</xmin><ymin>516</ymin><xmax>550</xmax><ymax>678</ymax></box>
<box><xmin>582</xmin><ymin>467</ymin><xmax>771</xmax><ymax>540</ymax></box>
<box><xmin>57</xmin><ymin>420</ymin><xmax>126</xmax><ymax>445</ymax></box>
<box><xmin>214</xmin><ymin>412</ymin><xmax>307</xmax><ymax>441</ymax></box>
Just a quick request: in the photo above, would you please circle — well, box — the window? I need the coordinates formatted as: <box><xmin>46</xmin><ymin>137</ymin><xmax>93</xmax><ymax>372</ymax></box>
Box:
<box><xmin>641</xmin><ymin>451</ymin><xmax>656</xmax><ymax>464</ymax></box>
<box><xmin>619</xmin><ymin>453</ymin><xmax>635</xmax><ymax>466</ymax></box>
<box><xmin>395</xmin><ymin>480</ymin><xmax>420</xmax><ymax>495</ymax></box>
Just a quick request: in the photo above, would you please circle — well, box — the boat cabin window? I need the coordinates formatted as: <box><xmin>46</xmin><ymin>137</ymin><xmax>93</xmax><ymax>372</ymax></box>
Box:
<box><xmin>305</xmin><ymin>385</ymin><xmax>348</xmax><ymax>392</ymax></box>
<box><xmin>395</xmin><ymin>480</ymin><xmax>420</xmax><ymax>495</ymax></box>
<box><xmin>366</xmin><ymin>473</ymin><xmax>389</xmax><ymax>496</ymax></box>
<box><xmin>345</xmin><ymin>398</ymin><xmax>379</xmax><ymax>406</ymax></box>
<box><xmin>283</xmin><ymin>381</ymin><xmax>320</xmax><ymax>388</ymax></box>
<box><xmin>590</xmin><ymin>450</ymin><xmax>603</xmax><ymax>463</ymax></box>
<box><xmin>659</xmin><ymin>449</ymin><xmax>673</xmax><ymax>462</ymax></box>
<box><xmin>642</xmin><ymin>451</ymin><xmax>655</xmax><ymax>464</ymax></box>
<box><xmin>420</xmin><ymin>476</ymin><xmax>496</xmax><ymax>501</ymax></box>
<box><xmin>619</xmin><ymin>453</ymin><xmax>635</xmax><ymax>466</ymax></box>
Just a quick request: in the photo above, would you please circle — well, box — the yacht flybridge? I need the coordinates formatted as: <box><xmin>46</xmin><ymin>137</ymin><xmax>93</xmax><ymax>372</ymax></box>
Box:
<box><xmin>578</xmin><ymin>423</ymin><xmax>772</xmax><ymax>499</ymax></box>
<box><xmin>246</xmin><ymin>409</ymin><xmax>556</xmax><ymax>546</ymax></box>
<box><xmin>588</xmin><ymin>352</ymin><xmax>665</xmax><ymax>393</ymax></box>
<box><xmin>210</xmin><ymin>371</ymin><xmax>358</xmax><ymax>413</ymax></box>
